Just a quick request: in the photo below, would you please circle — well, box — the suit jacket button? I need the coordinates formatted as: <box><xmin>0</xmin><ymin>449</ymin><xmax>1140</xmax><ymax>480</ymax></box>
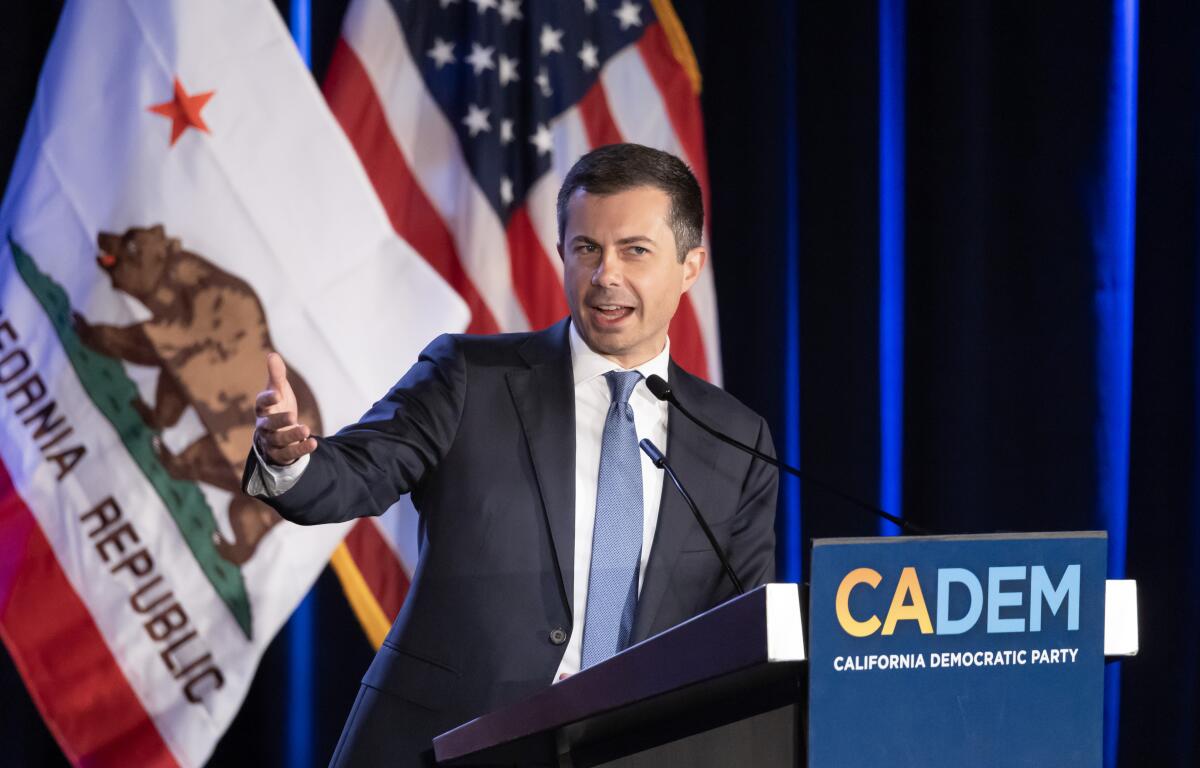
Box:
<box><xmin>549</xmin><ymin>628</ymin><xmax>568</xmax><ymax>645</ymax></box>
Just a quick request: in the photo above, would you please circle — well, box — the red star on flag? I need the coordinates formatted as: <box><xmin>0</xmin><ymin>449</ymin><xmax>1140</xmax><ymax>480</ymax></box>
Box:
<box><xmin>147</xmin><ymin>77</ymin><xmax>214</xmax><ymax>146</ymax></box>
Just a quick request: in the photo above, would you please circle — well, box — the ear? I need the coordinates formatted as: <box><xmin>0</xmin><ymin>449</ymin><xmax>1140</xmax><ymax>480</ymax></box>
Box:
<box><xmin>168</xmin><ymin>237</ymin><xmax>182</xmax><ymax>255</ymax></box>
<box><xmin>680</xmin><ymin>246</ymin><xmax>706</xmax><ymax>293</ymax></box>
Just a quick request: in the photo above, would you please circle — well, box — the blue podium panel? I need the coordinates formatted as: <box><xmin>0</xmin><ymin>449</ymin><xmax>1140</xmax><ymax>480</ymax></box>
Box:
<box><xmin>808</xmin><ymin>532</ymin><xmax>1106</xmax><ymax>768</ymax></box>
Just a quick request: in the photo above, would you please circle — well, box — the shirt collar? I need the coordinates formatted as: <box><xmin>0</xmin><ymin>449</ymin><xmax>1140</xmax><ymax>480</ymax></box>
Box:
<box><xmin>569</xmin><ymin>319</ymin><xmax>671</xmax><ymax>388</ymax></box>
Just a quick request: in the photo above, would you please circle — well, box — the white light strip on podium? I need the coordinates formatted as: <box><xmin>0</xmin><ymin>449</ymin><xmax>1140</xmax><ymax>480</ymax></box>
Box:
<box><xmin>1104</xmin><ymin>579</ymin><xmax>1139</xmax><ymax>657</ymax></box>
<box><xmin>767</xmin><ymin>583</ymin><xmax>806</xmax><ymax>662</ymax></box>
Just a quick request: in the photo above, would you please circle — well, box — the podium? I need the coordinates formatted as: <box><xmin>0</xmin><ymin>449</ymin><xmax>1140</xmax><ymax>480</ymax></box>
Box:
<box><xmin>433</xmin><ymin>533</ymin><xmax>1138</xmax><ymax>767</ymax></box>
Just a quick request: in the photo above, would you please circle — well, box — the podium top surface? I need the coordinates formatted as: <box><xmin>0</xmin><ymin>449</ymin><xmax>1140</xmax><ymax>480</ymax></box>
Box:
<box><xmin>433</xmin><ymin>583</ymin><xmax>804</xmax><ymax>765</ymax></box>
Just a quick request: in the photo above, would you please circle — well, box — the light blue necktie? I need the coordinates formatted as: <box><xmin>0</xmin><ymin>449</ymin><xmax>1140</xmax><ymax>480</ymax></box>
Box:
<box><xmin>580</xmin><ymin>370</ymin><xmax>644</xmax><ymax>670</ymax></box>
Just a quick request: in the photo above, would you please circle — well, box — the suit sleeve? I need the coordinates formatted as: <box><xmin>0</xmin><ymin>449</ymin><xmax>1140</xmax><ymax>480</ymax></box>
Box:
<box><xmin>726</xmin><ymin>416</ymin><xmax>779</xmax><ymax>589</ymax></box>
<box><xmin>243</xmin><ymin>333</ymin><xmax>466</xmax><ymax>525</ymax></box>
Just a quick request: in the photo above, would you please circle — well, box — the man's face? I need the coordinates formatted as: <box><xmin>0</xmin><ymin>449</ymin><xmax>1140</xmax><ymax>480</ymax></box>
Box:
<box><xmin>559</xmin><ymin>185</ymin><xmax>705</xmax><ymax>368</ymax></box>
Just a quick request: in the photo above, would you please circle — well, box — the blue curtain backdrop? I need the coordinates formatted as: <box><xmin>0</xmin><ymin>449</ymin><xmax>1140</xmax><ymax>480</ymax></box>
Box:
<box><xmin>1</xmin><ymin>1</ymin><xmax>1198</xmax><ymax>765</ymax></box>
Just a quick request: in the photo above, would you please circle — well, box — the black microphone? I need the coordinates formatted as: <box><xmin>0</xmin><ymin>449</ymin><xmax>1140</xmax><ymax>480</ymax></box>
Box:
<box><xmin>644</xmin><ymin>374</ymin><xmax>932</xmax><ymax>536</ymax></box>
<box><xmin>639</xmin><ymin>438</ymin><xmax>744</xmax><ymax>596</ymax></box>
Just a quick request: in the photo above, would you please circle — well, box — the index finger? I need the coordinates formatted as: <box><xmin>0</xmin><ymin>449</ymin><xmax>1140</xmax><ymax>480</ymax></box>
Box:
<box><xmin>255</xmin><ymin>388</ymin><xmax>282</xmax><ymax>415</ymax></box>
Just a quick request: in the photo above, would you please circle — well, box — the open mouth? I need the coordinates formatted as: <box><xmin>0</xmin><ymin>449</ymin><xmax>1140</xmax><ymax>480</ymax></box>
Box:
<box><xmin>591</xmin><ymin>304</ymin><xmax>634</xmax><ymax>323</ymax></box>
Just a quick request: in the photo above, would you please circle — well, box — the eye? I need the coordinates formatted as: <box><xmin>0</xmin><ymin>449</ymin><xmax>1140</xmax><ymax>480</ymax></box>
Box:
<box><xmin>628</xmin><ymin>246</ymin><xmax>649</xmax><ymax>256</ymax></box>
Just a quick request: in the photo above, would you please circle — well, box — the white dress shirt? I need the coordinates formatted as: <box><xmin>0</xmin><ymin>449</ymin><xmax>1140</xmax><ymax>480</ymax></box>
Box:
<box><xmin>246</xmin><ymin>439</ymin><xmax>308</xmax><ymax>496</ymax></box>
<box><xmin>554</xmin><ymin>322</ymin><xmax>669</xmax><ymax>681</ymax></box>
<box><xmin>248</xmin><ymin>322</ymin><xmax>671</xmax><ymax>683</ymax></box>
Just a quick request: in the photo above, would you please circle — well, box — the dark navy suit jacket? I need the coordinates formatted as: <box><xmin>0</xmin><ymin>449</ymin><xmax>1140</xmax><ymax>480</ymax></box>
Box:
<box><xmin>246</xmin><ymin>318</ymin><xmax>777</xmax><ymax>766</ymax></box>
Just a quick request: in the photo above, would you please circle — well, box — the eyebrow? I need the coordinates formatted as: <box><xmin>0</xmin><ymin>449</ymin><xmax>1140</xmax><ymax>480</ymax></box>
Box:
<box><xmin>568</xmin><ymin>235</ymin><xmax>656</xmax><ymax>246</ymax></box>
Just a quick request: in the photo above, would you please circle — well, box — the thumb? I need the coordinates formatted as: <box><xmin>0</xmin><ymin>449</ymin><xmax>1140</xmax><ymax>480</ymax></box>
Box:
<box><xmin>266</xmin><ymin>352</ymin><xmax>290</xmax><ymax>395</ymax></box>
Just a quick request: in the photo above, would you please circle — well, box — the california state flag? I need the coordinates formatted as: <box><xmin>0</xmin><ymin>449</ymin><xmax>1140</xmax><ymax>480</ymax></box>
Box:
<box><xmin>0</xmin><ymin>0</ymin><xmax>468</xmax><ymax>765</ymax></box>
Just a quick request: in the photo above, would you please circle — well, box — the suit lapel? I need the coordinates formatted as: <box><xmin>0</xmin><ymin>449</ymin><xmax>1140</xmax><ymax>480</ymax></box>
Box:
<box><xmin>631</xmin><ymin>362</ymin><xmax>718</xmax><ymax>643</ymax></box>
<box><xmin>506</xmin><ymin>319</ymin><xmax>576</xmax><ymax>614</ymax></box>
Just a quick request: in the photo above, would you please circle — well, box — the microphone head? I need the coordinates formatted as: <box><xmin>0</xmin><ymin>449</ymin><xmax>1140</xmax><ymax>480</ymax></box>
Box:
<box><xmin>638</xmin><ymin>438</ymin><xmax>666</xmax><ymax>468</ymax></box>
<box><xmin>645</xmin><ymin>374</ymin><xmax>673</xmax><ymax>402</ymax></box>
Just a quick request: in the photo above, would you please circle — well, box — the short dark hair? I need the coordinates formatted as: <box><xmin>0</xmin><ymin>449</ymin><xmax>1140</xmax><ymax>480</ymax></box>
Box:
<box><xmin>556</xmin><ymin>143</ymin><xmax>703</xmax><ymax>261</ymax></box>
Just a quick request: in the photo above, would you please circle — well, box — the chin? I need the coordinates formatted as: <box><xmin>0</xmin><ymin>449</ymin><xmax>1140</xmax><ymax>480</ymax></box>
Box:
<box><xmin>588</xmin><ymin>336</ymin><xmax>627</xmax><ymax>355</ymax></box>
<box><xmin>581</xmin><ymin>326</ymin><xmax>628</xmax><ymax>353</ymax></box>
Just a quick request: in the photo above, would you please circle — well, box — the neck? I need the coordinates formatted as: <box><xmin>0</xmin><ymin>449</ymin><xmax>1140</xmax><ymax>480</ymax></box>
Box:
<box><xmin>599</xmin><ymin>349</ymin><xmax>660</xmax><ymax>370</ymax></box>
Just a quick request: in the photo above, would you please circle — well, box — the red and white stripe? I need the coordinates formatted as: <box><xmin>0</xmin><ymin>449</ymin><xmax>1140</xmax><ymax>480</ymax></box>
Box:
<box><xmin>324</xmin><ymin>0</ymin><xmax>722</xmax><ymax>634</ymax></box>
<box><xmin>0</xmin><ymin>462</ymin><xmax>178</xmax><ymax>768</ymax></box>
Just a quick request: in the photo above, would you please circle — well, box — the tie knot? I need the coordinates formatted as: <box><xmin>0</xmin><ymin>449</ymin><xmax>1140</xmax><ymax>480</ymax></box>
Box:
<box><xmin>604</xmin><ymin>370</ymin><xmax>642</xmax><ymax>405</ymax></box>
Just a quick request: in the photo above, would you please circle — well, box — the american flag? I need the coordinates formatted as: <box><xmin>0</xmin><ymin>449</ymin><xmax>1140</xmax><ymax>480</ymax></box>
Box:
<box><xmin>320</xmin><ymin>0</ymin><xmax>722</xmax><ymax>645</ymax></box>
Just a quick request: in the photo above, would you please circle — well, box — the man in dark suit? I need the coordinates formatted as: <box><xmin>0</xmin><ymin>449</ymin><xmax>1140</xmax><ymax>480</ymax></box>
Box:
<box><xmin>245</xmin><ymin>144</ymin><xmax>778</xmax><ymax>766</ymax></box>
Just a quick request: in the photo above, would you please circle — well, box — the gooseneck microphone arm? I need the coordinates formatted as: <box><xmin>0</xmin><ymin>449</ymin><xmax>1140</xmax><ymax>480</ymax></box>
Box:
<box><xmin>639</xmin><ymin>439</ymin><xmax>745</xmax><ymax>596</ymax></box>
<box><xmin>644</xmin><ymin>374</ymin><xmax>933</xmax><ymax>536</ymax></box>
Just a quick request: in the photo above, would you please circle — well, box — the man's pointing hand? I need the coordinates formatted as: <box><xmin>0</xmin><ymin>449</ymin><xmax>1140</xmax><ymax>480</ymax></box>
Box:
<box><xmin>254</xmin><ymin>352</ymin><xmax>317</xmax><ymax>466</ymax></box>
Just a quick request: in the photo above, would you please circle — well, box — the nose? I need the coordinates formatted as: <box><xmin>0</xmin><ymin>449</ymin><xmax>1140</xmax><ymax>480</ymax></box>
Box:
<box><xmin>591</xmin><ymin>248</ymin><xmax>623</xmax><ymax>287</ymax></box>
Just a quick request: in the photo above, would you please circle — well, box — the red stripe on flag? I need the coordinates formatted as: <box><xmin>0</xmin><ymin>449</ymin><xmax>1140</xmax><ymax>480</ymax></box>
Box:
<box><xmin>505</xmin><ymin>206</ymin><xmax>568</xmax><ymax>330</ymax></box>
<box><xmin>345</xmin><ymin>520</ymin><xmax>410</xmax><ymax>622</ymax></box>
<box><xmin>636</xmin><ymin>23</ymin><xmax>712</xmax><ymax>210</ymax></box>
<box><xmin>577</xmin><ymin>82</ymin><xmax>624</xmax><ymax>149</ymax></box>
<box><xmin>668</xmin><ymin>295</ymin><xmax>708</xmax><ymax>378</ymax></box>
<box><xmin>323</xmin><ymin>38</ymin><xmax>499</xmax><ymax>335</ymax></box>
<box><xmin>0</xmin><ymin>465</ymin><xmax>178</xmax><ymax>768</ymax></box>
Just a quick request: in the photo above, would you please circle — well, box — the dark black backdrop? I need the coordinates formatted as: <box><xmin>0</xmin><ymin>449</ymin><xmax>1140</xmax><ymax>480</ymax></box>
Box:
<box><xmin>3</xmin><ymin>1</ymin><xmax>1198</xmax><ymax>766</ymax></box>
